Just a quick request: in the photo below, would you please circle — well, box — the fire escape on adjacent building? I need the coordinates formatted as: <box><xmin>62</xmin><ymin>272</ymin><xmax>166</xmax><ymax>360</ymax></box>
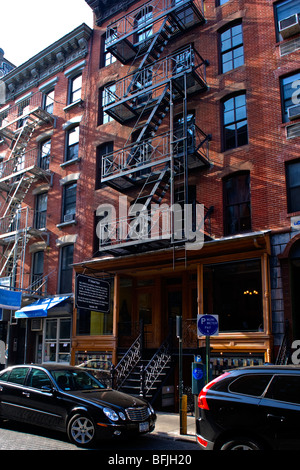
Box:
<box><xmin>0</xmin><ymin>92</ymin><xmax>54</xmax><ymax>295</ymax></box>
<box><xmin>98</xmin><ymin>0</ymin><xmax>213</xmax><ymax>256</ymax></box>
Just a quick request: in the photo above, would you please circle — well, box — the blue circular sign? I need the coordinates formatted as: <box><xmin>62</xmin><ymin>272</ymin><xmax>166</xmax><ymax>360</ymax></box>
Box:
<box><xmin>198</xmin><ymin>315</ymin><xmax>219</xmax><ymax>336</ymax></box>
<box><xmin>193</xmin><ymin>367</ymin><xmax>204</xmax><ymax>381</ymax></box>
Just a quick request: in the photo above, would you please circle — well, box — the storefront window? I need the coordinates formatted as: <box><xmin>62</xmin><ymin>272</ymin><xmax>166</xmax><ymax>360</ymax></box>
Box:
<box><xmin>204</xmin><ymin>259</ymin><xmax>263</xmax><ymax>332</ymax></box>
<box><xmin>43</xmin><ymin>317</ymin><xmax>71</xmax><ymax>363</ymax></box>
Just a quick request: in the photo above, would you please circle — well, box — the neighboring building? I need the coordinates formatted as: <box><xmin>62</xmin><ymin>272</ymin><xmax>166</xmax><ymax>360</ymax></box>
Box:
<box><xmin>68</xmin><ymin>0</ymin><xmax>300</xmax><ymax>409</ymax></box>
<box><xmin>0</xmin><ymin>24</ymin><xmax>92</xmax><ymax>366</ymax></box>
<box><xmin>0</xmin><ymin>49</ymin><xmax>15</xmax><ymax>79</ymax></box>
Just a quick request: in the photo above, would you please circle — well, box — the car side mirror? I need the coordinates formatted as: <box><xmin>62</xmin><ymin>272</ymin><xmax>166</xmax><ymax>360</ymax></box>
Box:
<box><xmin>41</xmin><ymin>385</ymin><xmax>54</xmax><ymax>394</ymax></box>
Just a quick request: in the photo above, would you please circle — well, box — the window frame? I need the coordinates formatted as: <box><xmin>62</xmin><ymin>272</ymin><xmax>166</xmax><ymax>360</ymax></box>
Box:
<box><xmin>68</xmin><ymin>73</ymin><xmax>82</xmax><ymax>105</ymax></box>
<box><xmin>219</xmin><ymin>21</ymin><xmax>244</xmax><ymax>74</ymax></box>
<box><xmin>58</xmin><ymin>244</ymin><xmax>74</xmax><ymax>295</ymax></box>
<box><xmin>222</xmin><ymin>92</ymin><xmax>248</xmax><ymax>151</ymax></box>
<box><xmin>274</xmin><ymin>0</ymin><xmax>300</xmax><ymax>41</ymax></box>
<box><xmin>286</xmin><ymin>158</ymin><xmax>300</xmax><ymax>213</ymax></box>
<box><xmin>65</xmin><ymin>125</ymin><xmax>80</xmax><ymax>162</ymax></box>
<box><xmin>62</xmin><ymin>181</ymin><xmax>77</xmax><ymax>223</ymax></box>
<box><xmin>223</xmin><ymin>171</ymin><xmax>252</xmax><ymax>236</ymax></box>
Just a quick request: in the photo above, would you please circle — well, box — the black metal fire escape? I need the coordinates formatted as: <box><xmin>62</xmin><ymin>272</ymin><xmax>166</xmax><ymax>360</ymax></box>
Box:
<box><xmin>99</xmin><ymin>0</ymin><xmax>212</xmax><ymax>255</ymax></box>
<box><xmin>0</xmin><ymin>92</ymin><xmax>54</xmax><ymax>289</ymax></box>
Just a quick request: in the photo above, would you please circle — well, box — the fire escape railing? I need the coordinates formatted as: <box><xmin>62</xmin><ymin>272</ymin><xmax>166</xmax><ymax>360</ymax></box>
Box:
<box><xmin>106</xmin><ymin>0</ymin><xmax>204</xmax><ymax>51</ymax></box>
<box><xmin>103</xmin><ymin>44</ymin><xmax>207</xmax><ymax>120</ymax></box>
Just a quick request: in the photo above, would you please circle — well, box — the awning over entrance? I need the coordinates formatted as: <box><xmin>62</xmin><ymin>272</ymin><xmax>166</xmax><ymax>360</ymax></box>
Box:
<box><xmin>15</xmin><ymin>296</ymin><xmax>70</xmax><ymax>319</ymax></box>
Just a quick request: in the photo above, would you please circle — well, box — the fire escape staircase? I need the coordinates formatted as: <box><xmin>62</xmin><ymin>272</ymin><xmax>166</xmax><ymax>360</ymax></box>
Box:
<box><xmin>100</xmin><ymin>0</ymin><xmax>211</xmax><ymax>254</ymax></box>
<box><xmin>0</xmin><ymin>94</ymin><xmax>54</xmax><ymax>281</ymax></box>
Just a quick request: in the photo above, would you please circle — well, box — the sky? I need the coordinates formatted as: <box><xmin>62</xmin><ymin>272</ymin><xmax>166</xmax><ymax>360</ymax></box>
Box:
<box><xmin>0</xmin><ymin>0</ymin><xmax>94</xmax><ymax>67</ymax></box>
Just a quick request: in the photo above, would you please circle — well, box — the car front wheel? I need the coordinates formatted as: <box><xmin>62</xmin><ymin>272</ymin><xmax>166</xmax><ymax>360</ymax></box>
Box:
<box><xmin>219</xmin><ymin>436</ymin><xmax>264</xmax><ymax>450</ymax></box>
<box><xmin>67</xmin><ymin>414</ymin><xmax>96</xmax><ymax>448</ymax></box>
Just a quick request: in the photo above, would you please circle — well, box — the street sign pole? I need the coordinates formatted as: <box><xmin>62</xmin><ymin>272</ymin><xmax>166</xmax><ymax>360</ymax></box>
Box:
<box><xmin>205</xmin><ymin>335</ymin><xmax>210</xmax><ymax>385</ymax></box>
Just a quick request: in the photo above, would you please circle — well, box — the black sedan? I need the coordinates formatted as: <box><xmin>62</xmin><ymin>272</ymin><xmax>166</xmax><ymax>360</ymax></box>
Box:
<box><xmin>0</xmin><ymin>364</ymin><xmax>156</xmax><ymax>447</ymax></box>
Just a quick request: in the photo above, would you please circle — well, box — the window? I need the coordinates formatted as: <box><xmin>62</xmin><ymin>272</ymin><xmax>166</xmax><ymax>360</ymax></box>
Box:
<box><xmin>32</xmin><ymin>251</ymin><xmax>44</xmax><ymax>294</ymax></box>
<box><xmin>280</xmin><ymin>72</ymin><xmax>300</xmax><ymax>122</ymax></box>
<box><xmin>68</xmin><ymin>74</ymin><xmax>82</xmax><ymax>104</ymax></box>
<box><xmin>101</xmin><ymin>30</ymin><xmax>117</xmax><ymax>67</ymax></box>
<box><xmin>223</xmin><ymin>172</ymin><xmax>251</xmax><ymax>235</ymax></box>
<box><xmin>229</xmin><ymin>375</ymin><xmax>272</xmax><ymax>396</ymax></box>
<box><xmin>17</xmin><ymin>98</ymin><xmax>30</xmax><ymax>128</ymax></box>
<box><xmin>220</xmin><ymin>23</ymin><xmax>244</xmax><ymax>73</ymax></box>
<box><xmin>62</xmin><ymin>182</ymin><xmax>77</xmax><ymax>222</ymax></box>
<box><xmin>66</xmin><ymin>126</ymin><xmax>79</xmax><ymax>161</ymax></box>
<box><xmin>39</xmin><ymin>139</ymin><xmax>51</xmax><ymax>170</ymax></box>
<box><xmin>204</xmin><ymin>259</ymin><xmax>263</xmax><ymax>333</ymax></box>
<box><xmin>27</xmin><ymin>368</ymin><xmax>52</xmax><ymax>389</ymax></box>
<box><xmin>222</xmin><ymin>93</ymin><xmax>248</xmax><ymax>150</ymax></box>
<box><xmin>99</xmin><ymin>85</ymin><xmax>115</xmax><ymax>125</ymax></box>
<box><xmin>8</xmin><ymin>367</ymin><xmax>29</xmax><ymax>385</ymax></box>
<box><xmin>265</xmin><ymin>375</ymin><xmax>300</xmax><ymax>404</ymax></box>
<box><xmin>44</xmin><ymin>317</ymin><xmax>71</xmax><ymax>363</ymax></box>
<box><xmin>274</xmin><ymin>0</ymin><xmax>300</xmax><ymax>41</ymax></box>
<box><xmin>217</xmin><ymin>0</ymin><xmax>230</xmax><ymax>5</ymax></box>
<box><xmin>173</xmin><ymin>113</ymin><xmax>196</xmax><ymax>155</ymax></box>
<box><xmin>43</xmin><ymin>89</ymin><xmax>54</xmax><ymax>114</ymax></box>
<box><xmin>35</xmin><ymin>192</ymin><xmax>47</xmax><ymax>229</ymax></box>
<box><xmin>59</xmin><ymin>245</ymin><xmax>74</xmax><ymax>294</ymax></box>
<box><xmin>135</xmin><ymin>7</ymin><xmax>153</xmax><ymax>44</ymax></box>
<box><xmin>286</xmin><ymin>159</ymin><xmax>300</xmax><ymax>212</ymax></box>
<box><xmin>96</xmin><ymin>141</ymin><xmax>113</xmax><ymax>189</ymax></box>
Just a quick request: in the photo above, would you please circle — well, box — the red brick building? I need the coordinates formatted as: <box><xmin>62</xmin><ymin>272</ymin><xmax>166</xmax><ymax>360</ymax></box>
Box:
<box><xmin>1</xmin><ymin>0</ymin><xmax>300</xmax><ymax>409</ymax></box>
<box><xmin>0</xmin><ymin>23</ymin><xmax>92</xmax><ymax>365</ymax></box>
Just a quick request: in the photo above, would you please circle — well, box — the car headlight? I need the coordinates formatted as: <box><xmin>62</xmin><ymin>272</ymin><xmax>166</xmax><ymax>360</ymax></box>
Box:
<box><xmin>103</xmin><ymin>407</ymin><xmax>119</xmax><ymax>421</ymax></box>
<box><xmin>148</xmin><ymin>404</ymin><xmax>155</xmax><ymax>414</ymax></box>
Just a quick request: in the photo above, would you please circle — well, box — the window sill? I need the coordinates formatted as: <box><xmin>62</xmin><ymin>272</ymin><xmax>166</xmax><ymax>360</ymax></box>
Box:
<box><xmin>63</xmin><ymin>100</ymin><xmax>84</xmax><ymax>112</ymax></box>
<box><xmin>60</xmin><ymin>157</ymin><xmax>81</xmax><ymax>168</ymax></box>
<box><xmin>56</xmin><ymin>219</ymin><xmax>77</xmax><ymax>229</ymax></box>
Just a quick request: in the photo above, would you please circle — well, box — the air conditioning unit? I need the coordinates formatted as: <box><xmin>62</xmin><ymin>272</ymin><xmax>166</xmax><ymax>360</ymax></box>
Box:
<box><xmin>279</xmin><ymin>13</ymin><xmax>300</xmax><ymax>39</ymax></box>
<box><xmin>64</xmin><ymin>213</ymin><xmax>75</xmax><ymax>223</ymax></box>
<box><xmin>31</xmin><ymin>318</ymin><xmax>43</xmax><ymax>331</ymax></box>
<box><xmin>288</xmin><ymin>103</ymin><xmax>300</xmax><ymax>120</ymax></box>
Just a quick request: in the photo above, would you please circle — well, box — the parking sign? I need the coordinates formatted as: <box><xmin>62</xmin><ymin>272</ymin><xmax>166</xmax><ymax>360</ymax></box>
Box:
<box><xmin>197</xmin><ymin>314</ymin><xmax>219</xmax><ymax>336</ymax></box>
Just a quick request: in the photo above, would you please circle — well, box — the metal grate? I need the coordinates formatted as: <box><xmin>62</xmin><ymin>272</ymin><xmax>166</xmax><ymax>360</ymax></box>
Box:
<box><xmin>126</xmin><ymin>406</ymin><xmax>149</xmax><ymax>421</ymax></box>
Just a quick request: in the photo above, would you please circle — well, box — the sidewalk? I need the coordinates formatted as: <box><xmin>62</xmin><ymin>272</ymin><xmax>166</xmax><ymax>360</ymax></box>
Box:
<box><xmin>152</xmin><ymin>412</ymin><xmax>197</xmax><ymax>443</ymax></box>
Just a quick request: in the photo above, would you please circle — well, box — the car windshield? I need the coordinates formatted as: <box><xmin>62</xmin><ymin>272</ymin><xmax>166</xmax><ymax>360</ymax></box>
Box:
<box><xmin>50</xmin><ymin>369</ymin><xmax>106</xmax><ymax>391</ymax></box>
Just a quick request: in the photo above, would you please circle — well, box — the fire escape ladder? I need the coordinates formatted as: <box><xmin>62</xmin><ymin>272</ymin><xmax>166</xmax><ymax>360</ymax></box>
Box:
<box><xmin>132</xmin><ymin>164</ymin><xmax>171</xmax><ymax>212</ymax></box>
<box><xmin>1</xmin><ymin>173</ymin><xmax>35</xmax><ymax>222</ymax></box>
<box><xmin>125</xmin><ymin>84</ymin><xmax>171</xmax><ymax>170</ymax></box>
<box><xmin>8</xmin><ymin>120</ymin><xmax>39</xmax><ymax>160</ymax></box>
<box><xmin>0</xmin><ymin>231</ymin><xmax>28</xmax><ymax>279</ymax></box>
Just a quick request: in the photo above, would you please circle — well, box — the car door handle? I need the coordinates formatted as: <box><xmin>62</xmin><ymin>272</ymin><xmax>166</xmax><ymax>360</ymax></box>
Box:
<box><xmin>267</xmin><ymin>413</ymin><xmax>286</xmax><ymax>422</ymax></box>
<box><xmin>22</xmin><ymin>392</ymin><xmax>30</xmax><ymax>398</ymax></box>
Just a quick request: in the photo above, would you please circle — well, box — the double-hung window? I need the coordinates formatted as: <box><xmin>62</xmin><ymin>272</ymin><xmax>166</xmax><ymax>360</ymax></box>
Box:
<box><xmin>223</xmin><ymin>171</ymin><xmax>251</xmax><ymax>235</ymax></box>
<box><xmin>35</xmin><ymin>193</ymin><xmax>48</xmax><ymax>229</ymax></box>
<box><xmin>286</xmin><ymin>159</ymin><xmax>300</xmax><ymax>212</ymax></box>
<box><xmin>280</xmin><ymin>72</ymin><xmax>300</xmax><ymax>122</ymax></box>
<box><xmin>274</xmin><ymin>0</ymin><xmax>300</xmax><ymax>41</ymax></box>
<box><xmin>62</xmin><ymin>182</ymin><xmax>77</xmax><ymax>223</ymax></box>
<box><xmin>59</xmin><ymin>244</ymin><xmax>74</xmax><ymax>294</ymax></box>
<box><xmin>68</xmin><ymin>74</ymin><xmax>82</xmax><ymax>104</ymax></box>
<box><xmin>66</xmin><ymin>125</ymin><xmax>79</xmax><ymax>161</ymax></box>
<box><xmin>222</xmin><ymin>93</ymin><xmax>248</xmax><ymax>150</ymax></box>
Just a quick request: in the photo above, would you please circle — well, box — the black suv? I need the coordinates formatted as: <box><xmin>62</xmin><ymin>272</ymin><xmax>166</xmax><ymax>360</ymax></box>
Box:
<box><xmin>196</xmin><ymin>365</ymin><xmax>300</xmax><ymax>450</ymax></box>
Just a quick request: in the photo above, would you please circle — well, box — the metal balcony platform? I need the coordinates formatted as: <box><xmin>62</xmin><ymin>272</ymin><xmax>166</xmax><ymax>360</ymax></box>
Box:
<box><xmin>106</xmin><ymin>0</ymin><xmax>205</xmax><ymax>64</ymax></box>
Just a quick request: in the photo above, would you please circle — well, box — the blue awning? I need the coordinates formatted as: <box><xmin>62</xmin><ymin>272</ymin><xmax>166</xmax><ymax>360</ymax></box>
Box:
<box><xmin>15</xmin><ymin>296</ymin><xmax>70</xmax><ymax>319</ymax></box>
<box><xmin>0</xmin><ymin>288</ymin><xmax>22</xmax><ymax>310</ymax></box>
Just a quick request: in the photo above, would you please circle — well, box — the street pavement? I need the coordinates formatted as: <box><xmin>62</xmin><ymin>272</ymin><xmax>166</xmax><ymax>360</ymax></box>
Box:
<box><xmin>153</xmin><ymin>412</ymin><xmax>197</xmax><ymax>443</ymax></box>
<box><xmin>0</xmin><ymin>412</ymin><xmax>198</xmax><ymax>451</ymax></box>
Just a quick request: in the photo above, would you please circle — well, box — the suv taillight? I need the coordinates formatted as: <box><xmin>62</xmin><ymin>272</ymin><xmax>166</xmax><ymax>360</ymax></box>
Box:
<box><xmin>198</xmin><ymin>372</ymin><xmax>230</xmax><ymax>410</ymax></box>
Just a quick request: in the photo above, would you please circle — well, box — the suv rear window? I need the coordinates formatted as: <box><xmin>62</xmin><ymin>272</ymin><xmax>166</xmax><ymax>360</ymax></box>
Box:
<box><xmin>265</xmin><ymin>375</ymin><xmax>300</xmax><ymax>404</ymax></box>
<box><xmin>229</xmin><ymin>374</ymin><xmax>272</xmax><ymax>396</ymax></box>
